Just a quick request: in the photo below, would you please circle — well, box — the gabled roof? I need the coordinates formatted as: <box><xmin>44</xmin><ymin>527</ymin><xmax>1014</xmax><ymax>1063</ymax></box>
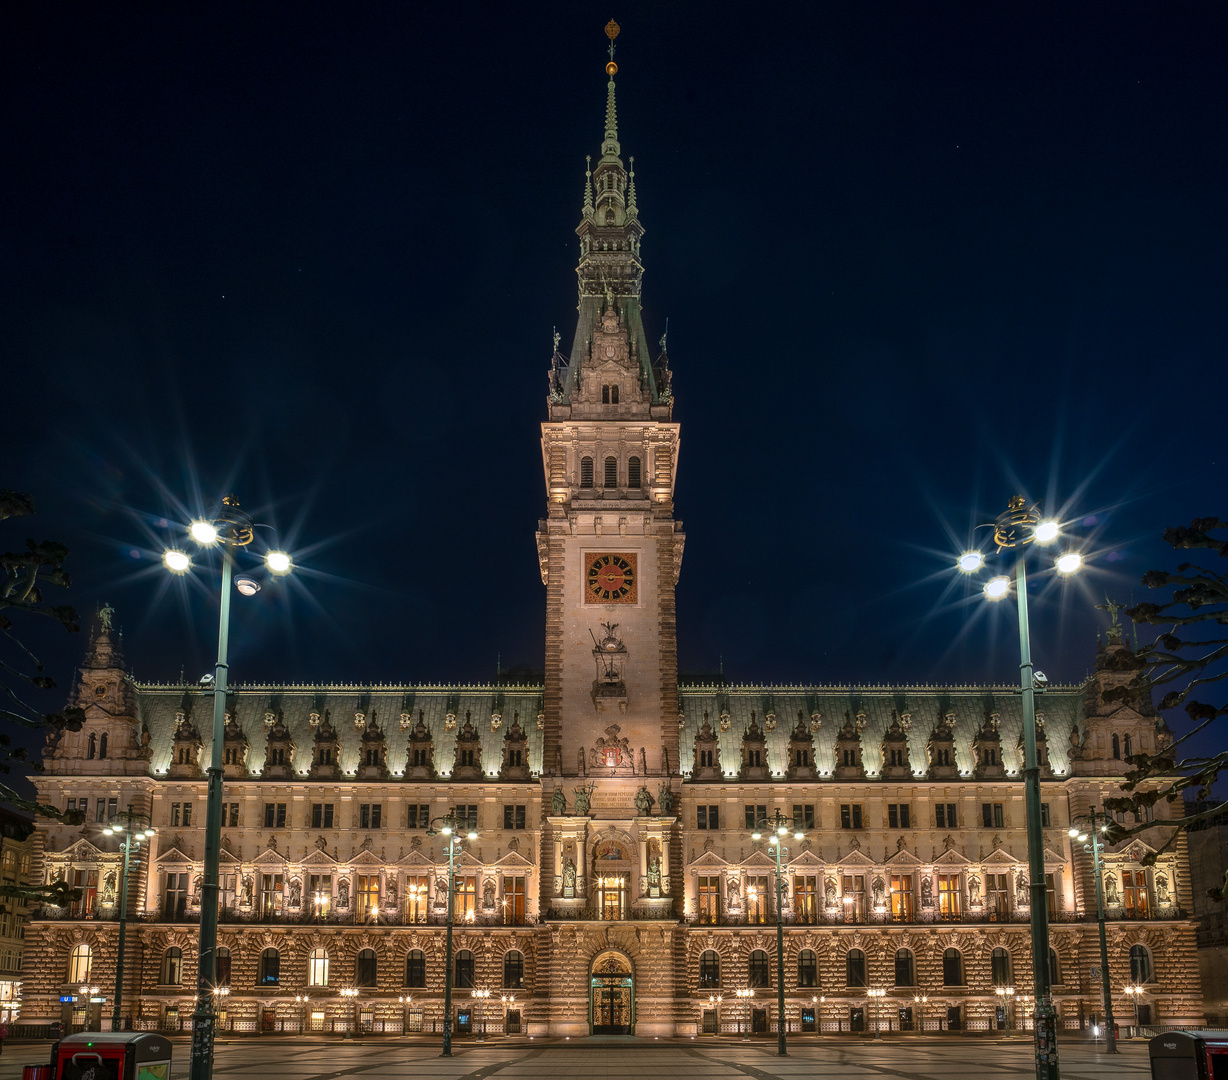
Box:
<box><xmin>156</xmin><ymin>845</ymin><xmax>192</xmax><ymax>865</ymax></box>
<box><xmin>686</xmin><ymin>850</ymin><xmax>729</xmax><ymax>871</ymax></box>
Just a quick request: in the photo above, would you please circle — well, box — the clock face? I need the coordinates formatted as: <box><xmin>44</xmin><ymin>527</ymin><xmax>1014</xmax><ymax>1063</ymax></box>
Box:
<box><xmin>584</xmin><ymin>552</ymin><xmax>637</xmax><ymax>604</ymax></box>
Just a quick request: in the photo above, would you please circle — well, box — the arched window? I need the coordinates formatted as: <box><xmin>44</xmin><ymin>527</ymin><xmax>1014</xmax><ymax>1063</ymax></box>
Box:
<box><xmin>797</xmin><ymin>949</ymin><xmax>817</xmax><ymax>988</ymax></box>
<box><xmin>846</xmin><ymin>948</ymin><xmax>866</xmax><ymax>987</ymax></box>
<box><xmin>604</xmin><ymin>456</ymin><xmax>618</xmax><ymax>488</ymax></box>
<box><xmin>602</xmin><ymin>385</ymin><xmax>610</xmax><ymax>404</ymax></box>
<box><xmin>259</xmin><ymin>948</ymin><xmax>280</xmax><ymax>985</ymax></box>
<box><xmin>580</xmin><ymin>457</ymin><xmax>594</xmax><ymax>488</ymax></box>
<box><xmin>991</xmin><ymin>946</ymin><xmax>1012</xmax><ymax>986</ymax></box>
<box><xmin>503</xmin><ymin>950</ymin><xmax>524</xmax><ymax>989</ymax></box>
<box><xmin>1129</xmin><ymin>944</ymin><xmax>1152</xmax><ymax>983</ymax></box>
<box><xmin>1123</xmin><ymin>734</ymin><xmax>1133</xmax><ymax>757</ymax></box>
<box><xmin>456</xmin><ymin>949</ymin><xmax>474</xmax><ymax>989</ymax></box>
<box><xmin>1112</xmin><ymin>734</ymin><xmax>1121</xmax><ymax>759</ymax></box>
<box><xmin>894</xmin><ymin>948</ymin><xmax>915</xmax><ymax>987</ymax></box>
<box><xmin>405</xmin><ymin>950</ymin><xmax>426</xmax><ymax>988</ymax></box>
<box><xmin>67</xmin><ymin>943</ymin><xmax>92</xmax><ymax>983</ymax></box>
<box><xmin>99</xmin><ymin>733</ymin><xmax>107</xmax><ymax>758</ymax></box>
<box><xmin>356</xmin><ymin>948</ymin><xmax>377</xmax><ymax>987</ymax></box>
<box><xmin>160</xmin><ymin>947</ymin><xmax>183</xmax><ymax>985</ymax></box>
<box><xmin>748</xmin><ymin>949</ymin><xmax>769</xmax><ymax>988</ymax></box>
<box><xmin>87</xmin><ymin>733</ymin><xmax>96</xmax><ymax>759</ymax></box>
<box><xmin>308</xmin><ymin>947</ymin><xmax>329</xmax><ymax>986</ymax></box>
<box><xmin>699</xmin><ymin>950</ymin><xmax>720</xmax><ymax>989</ymax></box>
<box><xmin>1048</xmin><ymin>948</ymin><xmax>1061</xmax><ymax>986</ymax></box>
<box><xmin>627</xmin><ymin>456</ymin><xmax>641</xmax><ymax>489</ymax></box>
<box><xmin>943</xmin><ymin>948</ymin><xmax>964</xmax><ymax>986</ymax></box>
<box><xmin>216</xmin><ymin>947</ymin><xmax>231</xmax><ymax>987</ymax></box>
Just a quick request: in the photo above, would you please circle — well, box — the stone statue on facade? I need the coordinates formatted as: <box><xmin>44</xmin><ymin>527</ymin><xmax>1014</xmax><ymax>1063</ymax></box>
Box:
<box><xmin>289</xmin><ymin>878</ymin><xmax>302</xmax><ymax>907</ymax></box>
<box><xmin>1156</xmin><ymin>874</ymin><xmax>1170</xmax><ymax>903</ymax></box>
<box><xmin>483</xmin><ymin>878</ymin><xmax>496</xmax><ymax>908</ymax></box>
<box><xmin>825</xmin><ymin>877</ymin><xmax>837</xmax><ymax>906</ymax></box>
<box><xmin>968</xmin><ymin>875</ymin><xmax>982</xmax><ymax>905</ymax></box>
<box><xmin>573</xmin><ymin>782</ymin><xmax>595</xmax><ymax>816</ymax></box>
<box><xmin>920</xmin><ymin>876</ymin><xmax>934</xmax><ymax>908</ymax></box>
<box><xmin>634</xmin><ymin>786</ymin><xmax>652</xmax><ymax>816</ymax></box>
<box><xmin>338</xmin><ymin>879</ymin><xmax>350</xmax><ymax>908</ymax></box>
<box><xmin>99</xmin><ymin>602</ymin><xmax>115</xmax><ymax>632</ymax></box>
<box><xmin>1015</xmin><ymin>872</ymin><xmax>1029</xmax><ymax>905</ymax></box>
<box><xmin>563</xmin><ymin>858</ymin><xmax>577</xmax><ymax>894</ymax></box>
<box><xmin>646</xmin><ymin>856</ymin><xmax>661</xmax><ymax>891</ymax></box>
<box><xmin>871</xmin><ymin>876</ymin><xmax>885</xmax><ymax>906</ymax></box>
<box><xmin>551</xmin><ymin>788</ymin><xmax>567</xmax><ymax>815</ymax></box>
<box><xmin>657</xmin><ymin>783</ymin><xmax>674</xmax><ymax>815</ymax></box>
<box><xmin>1105</xmin><ymin>874</ymin><xmax>1120</xmax><ymax>904</ymax></box>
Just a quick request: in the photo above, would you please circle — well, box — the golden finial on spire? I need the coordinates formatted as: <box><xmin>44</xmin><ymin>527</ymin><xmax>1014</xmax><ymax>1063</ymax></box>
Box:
<box><xmin>605</xmin><ymin>19</ymin><xmax>620</xmax><ymax>75</ymax></box>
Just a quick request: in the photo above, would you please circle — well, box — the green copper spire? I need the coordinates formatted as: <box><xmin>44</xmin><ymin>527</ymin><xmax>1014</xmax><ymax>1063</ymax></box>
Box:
<box><xmin>583</xmin><ymin>155</ymin><xmax>594</xmax><ymax>219</ymax></box>
<box><xmin>602</xmin><ymin>75</ymin><xmax>620</xmax><ymax>160</ymax></box>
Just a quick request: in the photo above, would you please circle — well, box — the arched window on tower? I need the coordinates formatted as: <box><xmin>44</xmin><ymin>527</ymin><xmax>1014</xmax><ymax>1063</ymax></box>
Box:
<box><xmin>87</xmin><ymin>734</ymin><xmax>96</xmax><ymax>760</ymax></box>
<box><xmin>1123</xmin><ymin>734</ymin><xmax>1133</xmax><ymax>757</ymax></box>
<box><xmin>602</xmin><ymin>385</ymin><xmax>610</xmax><ymax>404</ymax></box>
<box><xmin>580</xmin><ymin>457</ymin><xmax>594</xmax><ymax>489</ymax></box>
<box><xmin>98</xmin><ymin>733</ymin><xmax>107</xmax><ymax>758</ymax></box>
<box><xmin>628</xmin><ymin>456</ymin><xmax>641</xmax><ymax>489</ymax></box>
<box><xmin>1112</xmin><ymin>734</ymin><xmax>1121</xmax><ymax>759</ymax></box>
<box><xmin>604</xmin><ymin>457</ymin><xmax>618</xmax><ymax>488</ymax></box>
<box><xmin>610</xmin><ymin>384</ymin><xmax>618</xmax><ymax>404</ymax></box>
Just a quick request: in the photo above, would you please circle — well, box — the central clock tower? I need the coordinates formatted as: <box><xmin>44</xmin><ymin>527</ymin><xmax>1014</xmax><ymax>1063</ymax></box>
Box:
<box><xmin>537</xmin><ymin>55</ymin><xmax>683</xmax><ymax>782</ymax></box>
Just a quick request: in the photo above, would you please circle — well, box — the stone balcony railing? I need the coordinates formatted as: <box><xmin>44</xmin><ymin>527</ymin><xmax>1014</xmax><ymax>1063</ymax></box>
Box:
<box><xmin>683</xmin><ymin>907</ymin><xmax>1187</xmax><ymax>928</ymax></box>
<box><xmin>29</xmin><ymin>906</ymin><xmax>537</xmax><ymax>928</ymax></box>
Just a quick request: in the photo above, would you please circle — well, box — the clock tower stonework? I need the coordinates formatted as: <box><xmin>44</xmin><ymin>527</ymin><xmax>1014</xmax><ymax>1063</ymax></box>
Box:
<box><xmin>537</xmin><ymin>60</ymin><xmax>683</xmax><ymax>792</ymax></box>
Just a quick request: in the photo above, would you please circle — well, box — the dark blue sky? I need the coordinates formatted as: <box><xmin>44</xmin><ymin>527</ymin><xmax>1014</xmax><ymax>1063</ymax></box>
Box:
<box><xmin>4</xmin><ymin>3</ymin><xmax>1224</xmax><ymax>707</ymax></box>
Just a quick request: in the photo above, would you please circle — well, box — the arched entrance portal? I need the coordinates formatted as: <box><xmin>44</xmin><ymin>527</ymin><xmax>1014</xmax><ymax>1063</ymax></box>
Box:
<box><xmin>590</xmin><ymin>952</ymin><xmax>634</xmax><ymax>1035</ymax></box>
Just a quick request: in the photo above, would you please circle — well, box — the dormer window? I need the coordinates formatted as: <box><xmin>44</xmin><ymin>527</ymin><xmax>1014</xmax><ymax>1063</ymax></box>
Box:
<box><xmin>628</xmin><ymin>456</ymin><xmax>641</xmax><ymax>489</ymax></box>
<box><xmin>580</xmin><ymin>457</ymin><xmax>594</xmax><ymax>488</ymax></box>
<box><xmin>601</xmin><ymin>384</ymin><xmax>619</xmax><ymax>405</ymax></box>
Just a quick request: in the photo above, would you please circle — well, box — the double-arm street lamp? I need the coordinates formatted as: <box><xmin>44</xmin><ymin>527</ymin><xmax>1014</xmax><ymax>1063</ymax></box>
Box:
<box><xmin>1069</xmin><ymin>809</ymin><xmax>1117</xmax><ymax>1054</ymax></box>
<box><xmin>425</xmin><ymin>810</ymin><xmax>478</xmax><ymax>1057</ymax></box>
<box><xmin>867</xmin><ymin>987</ymin><xmax>886</xmax><ymax>1038</ymax></box>
<box><xmin>956</xmin><ymin>495</ymin><xmax>1084</xmax><ymax>1080</ymax></box>
<box><xmin>749</xmin><ymin>809</ymin><xmax>805</xmax><ymax>1056</ymax></box>
<box><xmin>162</xmin><ymin>496</ymin><xmax>294</xmax><ymax>1080</ymax></box>
<box><xmin>735</xmin><ymin>987</ymin><xmax>753</xmax><ymax>1039</ymax></box>
<box><xmin>101</xmin><ymin>807</ymin><xmax>155</xmax><ymax>1032</ymax></box>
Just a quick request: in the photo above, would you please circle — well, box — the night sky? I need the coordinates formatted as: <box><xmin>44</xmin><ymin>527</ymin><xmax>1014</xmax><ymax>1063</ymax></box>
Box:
<box><xmin>4</xmin><ymin>4</ymin><xmax>1224</xmax><ymax>718</ymax></box>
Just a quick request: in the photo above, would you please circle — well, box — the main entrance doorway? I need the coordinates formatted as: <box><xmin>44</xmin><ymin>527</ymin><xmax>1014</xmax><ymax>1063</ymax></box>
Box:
<box><xmin>590</xmin><ymin>953</ymin><xmax>633</xmax><ymax>1034</ymax></box>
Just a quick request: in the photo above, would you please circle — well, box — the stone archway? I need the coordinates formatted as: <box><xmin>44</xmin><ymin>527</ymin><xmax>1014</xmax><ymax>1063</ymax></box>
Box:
<box><xmin>590</xmin><ymin>950</ymin><xmax>634</xmax><ymax>1035</ymax></box>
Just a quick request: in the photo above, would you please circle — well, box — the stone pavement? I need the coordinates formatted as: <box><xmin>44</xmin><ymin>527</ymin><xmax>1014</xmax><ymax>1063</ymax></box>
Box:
<box><xmin>0</xmin><ymin>1035</ymin><xmax>1154</xmax><ymax>1080</ymax></box>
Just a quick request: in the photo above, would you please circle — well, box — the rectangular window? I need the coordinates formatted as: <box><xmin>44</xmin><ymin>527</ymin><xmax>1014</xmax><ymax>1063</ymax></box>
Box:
<box><xmin>407</xmin><ymin>804</ymin><xmax>431</xmax><ymax>829</ymax></box>
<box><xmin>453</xmin><ymin>805</ymin><xmax>478</xmax><ymax>830</ymax></box>
<box><xmin>890</xmin><ymin>875</ymin><xmax>914</xmax><ymax>920</ymax></box>
<box><xmin>744</xmin><ymin>804</ymin><xmax>767</xmax><ymax>830</ymax></box>
<box><xmin>182</xmin><ymin>802</ymin><xmax>192</xmax><ymax>827</ymax></box>
<box><xmin>841</xmin><ymin>875</ymin><xmax>865</xmax><ymax>921</ymax></box>
<box><xmin>935</xmin><ymin>803</ymin><xmax>957</xmax><ymax>828</ymax></box>
<box><xmin>72</xmin><ymin>869</ymin><xmax>99</xmax><ymax>917</ymax></box>
<box><xmin>794</xmin><ymin>875</ymin><xmax>819</xmax><ymax>924</ymax></box>
<box><xmin>96</xmin><ymin>799</ymin><xmax>106</xmax><ymax>823</ymax></box>
<box><xmin>259</xmin><ymin>873</ymin><xmax>284</xmax><ymax>918</ymax></box>
<box><xmin>227</xmin><ymin>803</ymin><xmax>239</xmax><ymax>828</ymax></box>
<box><xmin>1040</xmin><ymin>803</ymin><xmax>1051</xmax><ymax>827</ymax></box>
<box><xmin>357</xmin><ymin>875</ymin><xmax>380</xmax><ymax>919</ymax></box>
<box><xmin>454</xmin><ymin>877</ymin><xmax>476</xmax><ymax>920</ymax></box>
<box><xmin>697</xmin><ymin>805</ymin><xmax>721</xmax><ymax>830</ymax></box>
<box><xmin>163</xmin><ymin>872</ymin><xmax>189</xmax><ymax>920</ymax></box>
<box><xmin>359</xmin><ymin>804</ymin><xmax>382</xmax><ymax>829</ymax></box>
<box><xmin>311</xmin><ymin>803</ymin><xmax>335</xmax><ymax>829</ymax></box>
<box><xmin>171</xmin><ymin>803</ymin><xmax>182</xmax><ymax>826</ymax></box>
<box><xmin>404</xmin><ymin>875</ymin><xmax>428</xmax><ymax>922</ymax></box>
<box><xmin>503</xmin><ymin>805</ymin><xmax>526</xmax><ymax>830</ymax></box>
<box><xmin>792</xmin><ymin>804</ymin><xmax>816</xmax><ymax>830</ymax></box>
<box><xmin>597</xmin><ymin>872</ymin><xmax>628</xmax><ymax>921</ymax></box>
<box><xmin>220</xmin><ymin>872</ymin><xmax>237</xmax><ymax>911</ymax></box>
<box><xmin>502</xmin><ymin>876</ymin><xmax>526</xmax><ymax>925</ymax></box>
<box><xmin>263</xmin><ymin>803</ymin><xmax>275</xmax><ymax>828</ymax></box>
<box><xmin>107</xmin><ymin>798</ymin><xmax>117</xmax><ymax>820</ymax></box>
<box><xmin>938</xmin><ymin>874</ymin><xmax>961</xmax><ymax>918</ymax></box>
<box><xmin>986</xmin><ymin>873</ymin><xmax>1010</xmax><ymax>919</ymax></box>
<box><xmin>66</xmin><ymin>798</ymin><xmax>76</xmax><ymax>812</ymax></box>
<box><xmin>887</xmin><ymin>804</ymin><xmax>911</xmax><ymax>829</ymax></box>
<box><xmin>307</xmin><ymin>874</ymin><xmax>332</xmax><ymax>916</ymax></box>
<box><xmin>841</xmin><ymin>804</ymin><xmax>851</xmax><ymax>829</ymax></box>
<box><xmin>982</xmin><ymin>802</ymin><xmax>1005</xmax><ymax>829</ymax></box>
<box><xmin>747</xmin><ymin>875</ymin><xmax>770</xmax><ymax>924</ymax></box>
<box><xmin>698</xmin><ymin>875</ymin><xmax>720</xmax><ymax>924</ymax></box>
<box><xmin>1122</xmin><ymin>869</ymin><xmax>1149</xmax><ymax>919</ymax></box>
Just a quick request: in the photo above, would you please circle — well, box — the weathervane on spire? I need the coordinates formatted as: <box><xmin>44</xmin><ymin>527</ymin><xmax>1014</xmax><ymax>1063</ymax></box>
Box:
<box><xmin>605</xmin><ymin>19</ymin><xmax>620</xmax><ymax>75</ymax></box>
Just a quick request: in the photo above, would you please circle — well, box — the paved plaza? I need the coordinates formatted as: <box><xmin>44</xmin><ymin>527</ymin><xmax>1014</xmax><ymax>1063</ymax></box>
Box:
<box><xmin>0</xmin><ymin>1035</ymin><xmax>1154</xmax><ymax>1080</ymax></box>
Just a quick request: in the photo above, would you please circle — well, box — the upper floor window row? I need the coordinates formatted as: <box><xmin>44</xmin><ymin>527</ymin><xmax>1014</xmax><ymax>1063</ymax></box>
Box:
<box><xmin>579</xmin><ymin>455</ymin><xmax>642</xmax><ymax>490</ymax></box>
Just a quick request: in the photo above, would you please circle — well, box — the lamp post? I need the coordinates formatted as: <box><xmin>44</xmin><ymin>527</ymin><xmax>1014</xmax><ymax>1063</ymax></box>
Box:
<box><xmin>102</xmin><ymin>807</ymin><xmax>155</xmax><ymax>1031</ymax></box>
<box><xmin>294</xmin><ymin>994</ymin><xmax>308</xmax><ymax>1034</ymax></box>
<box><xmin>708</xmin><ymin>993</ymin><xmax>722</xmax><ymax>1037</ymax></box>
<box><xmin>867</xmin><ymin>987</ymin><xmax>886</xmax><ymax>1038</ymax></box>
<box><xmin>165</xmin><ymin>496</ymin><xmax>294</xmax><ymax>1080</ymax></box>
<box><xmin>1069</xmin><ymin>808</ymin><xmax>1117</xmax><ymax>1053</ymax></box>
<box><xmin>398</xmin><ymin>994</ymin><xmax>412</xmax><ymax>1035</ymax></box>
<box><xmin>956</xmin><ymin>496</ymin><xmax>1084</xmax><ymax>1080</ymax></box>
<box><xmin>472</xmin><ymin>988</ymin><xmax>492</xmax><ymax>1040</ymax></box>
<box><xmin>500</xmin><ymin>993</ymin><xmax>514</xmax><ymax>1037</ymax></box>
<box><xmin>995</xmin><ymin>986</ymin><xmax>1016</xmax><ymax>1032</ymax></box>
<box><xmin>1124</xmin><ymin>984</ymin><xmax>1143</xmax><ymax>1035</ymax></box>
<box><xmin>426</xmin><ymin>811</ymin><xmax>478</xmax><ymax>1057</ymax></box>
<box><xmin>340</xmin><ymin>987</ymin><xmax>359</xmax><ymax>1036</ymax></box>
<box><xmin>913</xmin><ymin>993</ymin><xmax>927</xmax><ymax>1035</ymax></box>
<box><xmin>750</xmin><ymin>809</ymin><xmax>804</xmax><ymax>1056</ymax></box>
<box><xmin>736</xmin><ymin>988</ymin><xmax>753</xmax><ymax>1039</ymax></box>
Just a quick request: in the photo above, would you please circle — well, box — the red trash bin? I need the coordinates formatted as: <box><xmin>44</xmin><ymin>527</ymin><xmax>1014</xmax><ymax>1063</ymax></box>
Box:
<box><xmin>22</xmin><ymin>1066</ymin><xmax>53</xmax><ymax>1080</ymax></box>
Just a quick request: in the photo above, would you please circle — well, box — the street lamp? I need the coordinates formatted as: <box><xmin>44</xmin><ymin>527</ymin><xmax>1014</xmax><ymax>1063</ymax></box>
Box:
<box><xmin>168</xmin><ymin>495</ymin><xmax>295</xmax><ymax>1080</ymax></box>
<box><xmin>398</xmin><ymin>994</ymin><xmax>412</xmax><ymax>1035</ymax></box>
<box><xmin>913</xmin><ymin>993</ymin><xmax>928</xmax><ymax>1035</ymax></box>
<box><xmin>867</xmin><ymin>987</ymin><xmax>886</xmax><ymax>1038</ymax></box>
<box><xmin>708</xmin><ymin>993</ymin><xmax>723</xmax><ymax>1037</ymax></box>
<box><xmin>294</xmin><ymin>994</ymin><xmax>308</xmax><ymax>1034</ymax></box>
<box><xmin>995</xmin><ymin>986</ymin><xmax>1016</xmax><ymax>1032</ymax></box>
<box><xmin>472</xmin><ymin>987</ymin><xmax>492</xmax><ymax>1040</ymax></box>
<box><xmin>339</xmin><ymin>986</ymin><xmax>360</xmax><ymax>1036</ymax></box>
<box><xmin>102</xmin><ymin>807</ymin><xmax>155</xmax><ymax>1031</ymax></box>
<box><xmin>1124</xmin><ymin>984</ymin><xmax>1144</xmax><ymax>1034</ymax></box>
<box><xmin>500</xmin><ymin>993</ymin><xmax>514</xmax><ymax>1037</ymax></box>
<box><xmin>426</xmin><ymin>810</ymin><xmax>478</xmax><ymax>1056</ymax></box>
<box><xmin>749</xmin><ymin>809</ymin><xmax>804</xmax><ymax>1056</ymax></box>
<box><xmin>735</xmin><ymin>988</ymin><xmax>753</xmax><ymax>1040</ymax></box>
<box><xmin>1070</xmin><ymin>808</ymin><xmax>1117</xmax><ymax>1054</ymax></box>
<box><xmin>956</xmin><ymin>495</ymin><xmax>1083</xmax><ymax>1080</ymax></box>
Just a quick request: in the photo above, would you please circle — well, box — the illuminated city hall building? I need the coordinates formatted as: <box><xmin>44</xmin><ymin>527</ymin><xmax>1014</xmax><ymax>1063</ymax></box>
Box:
<box><xmin>20</xmin><ymin>44</ymin><xmax>1203</xmax><ymax>1038</ymax></box>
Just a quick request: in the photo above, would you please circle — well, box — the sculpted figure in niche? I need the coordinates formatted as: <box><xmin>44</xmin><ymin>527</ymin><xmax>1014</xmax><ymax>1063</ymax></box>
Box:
<box><xmin>434</xmin><ymin>878</ymin><xmax>448</xmax><ymax>908</ymax></box>
<box><xmin>552</xmin><ymin>788</ymin><xmax>567</xmax><ymax>816</ymax></box>
<box><xmin>289</xmin><ymin>879</ymin><xmax>302</xmax><ymax>907</ymax></box>
<box><xmin>871</xmin><ymin>877</ymin><xmax>885</xmax><ymax>906</ymax></box>
<box><xmin>1156</xmin><ymin>874</ymin><xmax>1170</xmax><ymax>903</ymax></box>
<box><xmin>726</xmin><ymin>876</ymin><xmax>741</xmax><ymax>906</ymax></box>
<box><xmin>657</xmin><ymin>783</ymin><xmax>674</xmax><ymax>814</ymax></box>
<box><xmin>1015</xmin><ymin>872</ymin><xmax>1029</xmax><ymax>905</ymax></box>
<box><xmin>920</xmin><ymin>877</ymin><xmax>934</xmax><ymax>908</ymax></box>
<box><xmin>634</xmin><ymin>786</ymin><xmax>652</xmax><ymax>816</ymax></box>
<box><xmin>102</xmin><ymin>870</ymin><xmax>117</xmax><ymax>904</ymax></box>
<box><xmin>573</xmin><ymin>782</ymin><xmax>595</xmax><ymax>816</ymax></box>
<box><xmin>646</xmin><ymin>856</ymin><xmax>661</xmax><ymax>890</ymax></box>
<box><xmin>338</xmin><ymin>879</ymin><xmax>351</xmax><ymax>908</ymax></box>
<box><xmin>242</xmin><ymin>876</ymin><xmax>253</xmax><ymax>905</ymax></box>
<box><xmin>385</xmin><ymin>880</ymin><xmax>397</xmax><ymax>906</ymax></box>
<box><xmin>483</xmin><ymin>878</ymin><xmax>496</xmax><ymax>908</ymax></box>
<box><xmin>1104</xmin><ymin>874</ymin><xmax>1120</xmax><ymax>904</ymax></box>
<box><xmin>563</xmin><ymin>858</ymin><xmax>577</xmax><ymax>893</ymax></box>
<box><xmin>825</xmin><ymin>877</ymin><xmax>837</xmax><ymax>906</ymax></box>
<box><xmin>968</xmin><ymin>876</ymin><xmax>982</xmax><ymax>905</ymax></box>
